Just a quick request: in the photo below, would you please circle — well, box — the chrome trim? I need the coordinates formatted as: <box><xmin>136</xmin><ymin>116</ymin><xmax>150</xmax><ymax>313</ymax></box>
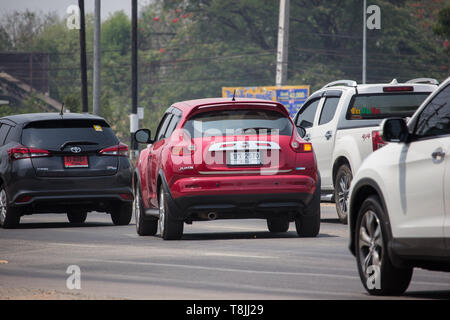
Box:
<box><xmin>208</xmin><ymin>140</ymin><xmax>281</xmax><ymax>152</ymax></box>
<box><xmin>198</xmin><ymin>169</ymin><xmax>292</xmax><ymax>175</ymax></box>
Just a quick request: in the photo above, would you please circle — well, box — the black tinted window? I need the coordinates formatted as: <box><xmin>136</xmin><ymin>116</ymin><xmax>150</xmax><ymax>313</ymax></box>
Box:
<box><xmin>296</xmin><ymin>99</ymin><xmax>320</xmax><ymax>128</ymax></box>
<box><xmin>165</xmin><ymin>115</ymin><xmax>180</xmax><ymax>138</ymax></box>
<box><xmin>415</xmin><ymin>85</ymin><xmax>450</xmax><ymax>138</ymax></box>
<box><xmin>155</xmin><ymin>113</ymin><xmax>172</xmax><ymax>141</ymax></box>
<box><xmin>0</xmin><ymin>124</ymin><xmax>11</xmax><ymax>145</ymax></box>
<box><xmin>319</xmin><ymin>97</ymin><xmax>339</xmax><ymax>125</ymax></box>
<box><xmin>347</xmin><ymin>93</ymin><xmax>430</xmax><ymax>120</ymax></box>
<box><xmin>183</xmin><ymin>109</ymin><xmax>293</xmax><ymax>137</ymax></box>
<box><xmin>22</xmin><ymin>120</ymin><xmax>118</xmax><ymax>150</ymax></box>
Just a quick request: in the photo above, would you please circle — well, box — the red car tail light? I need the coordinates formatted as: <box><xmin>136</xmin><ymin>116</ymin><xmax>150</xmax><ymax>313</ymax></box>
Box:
<box><xmin>372</xmin><ymin>130</ymin><xmax>387</xmax><ymax>151</ymax></box>
<box><xmin>291</xmin><ymin>140</ymin><xmax>313</xmax><ymax>153</ymax></box>
<box><xmin>171</xmin><ymin>144</ymin><xmax>196</xmax><ymax>156</ymax></box>
<box><xmin>383</xmin><ymin>86</ymin><xmax>413</xmax><ymax>92</ymax></box>
<box><xmin>99</xmin><ymin>143</ymin><xmax>129</xmax><ymax>157</ymax></box>
<box><xmin>119</xmin><ymin>193</ymin><xmax>134</xmax><ymax>201</ymax></box>
<box><xmin>8</xmin><ymin>145</ymin><xmax>50</xmax><ymax>161</ymax></box>
<box><xmin>16</xmin><ymin>195</ymin><xmax>32</xmax><ymax>203</ymax></box>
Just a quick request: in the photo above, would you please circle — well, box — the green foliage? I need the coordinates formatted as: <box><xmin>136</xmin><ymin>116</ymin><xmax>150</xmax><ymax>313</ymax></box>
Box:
<box><xmin>433</xmin><ymin>6</ymin><xmax>450</xmax><ymax>38</ymax></box>
<box><xmin>1</xmin><ymin>0</ymin><xmax>449</xmax><ymax>140</ymax></box>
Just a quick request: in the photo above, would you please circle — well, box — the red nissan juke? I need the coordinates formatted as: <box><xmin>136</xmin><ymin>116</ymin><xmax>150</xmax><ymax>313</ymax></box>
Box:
<box><xmin>133</xmin><ymin>98</ymin><xmax>320</xmax><ymax>240</ymax></box>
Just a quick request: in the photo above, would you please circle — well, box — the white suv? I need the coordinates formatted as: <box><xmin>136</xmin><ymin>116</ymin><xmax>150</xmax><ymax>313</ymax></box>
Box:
<box><xmin>348</xmin><ymin>77</ymin><xmax>450</xmax><ymax>295</ymax></box>
<box><xmin>293</xmin><ymin>79</ymin><xmax>437</xmax><ymax>223</ymax></box>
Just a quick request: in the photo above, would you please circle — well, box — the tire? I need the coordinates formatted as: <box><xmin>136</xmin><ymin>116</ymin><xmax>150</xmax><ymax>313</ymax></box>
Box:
<box><xmin>295</xmin><ymin>188</ymin><xmax>321</xmax><ymax>237</ymax></box>
<box><xmin>267</xmin><ymin>218</ymin><xmax>289</xmax><ymax>233</ymax></box>
<box><xmin>67</xmin><ymin>211</ymin><xmax>87</xmax><ymax>224</ymax></box>
<box><xmin>0</xmin><ymin>187</ymin><xmax>20</xmax><ymax>229</ymax></box>
<box><xmin>111</xmin><ymin>202</ymin><xmax>133</xmax><ymax>226</ymax></box>
<box><xmin>158</xmin><ymin>188</ymin><xmax>183</xmax><ymax>240</ymax></box>
<box><xmin>134</xmin><ymin>182</ymin><xmax>157</xmax><ymax>236</ymax></box>
<box><xmin>355</xmin><ymin>195</ymin><xmax>413</xmax><ymax>296</ymax></box>
<box><xmin>334</xmin><ymin>164</ymin><xmax>352</xmax><ymax>224</ymax></box>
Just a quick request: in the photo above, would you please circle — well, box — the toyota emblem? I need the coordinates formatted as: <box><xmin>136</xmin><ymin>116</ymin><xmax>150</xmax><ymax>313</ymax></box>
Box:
<box><xmin>70</xmin><ymin>146</ymin><xmax>82</xmax><ymax>153</ymax></box>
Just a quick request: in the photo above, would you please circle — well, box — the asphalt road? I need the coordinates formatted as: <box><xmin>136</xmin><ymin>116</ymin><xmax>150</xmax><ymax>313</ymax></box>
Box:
<box><xmin>1</xmin><ymin>203</ymin><xmax>449</xmax><ymax>300</ymax></box>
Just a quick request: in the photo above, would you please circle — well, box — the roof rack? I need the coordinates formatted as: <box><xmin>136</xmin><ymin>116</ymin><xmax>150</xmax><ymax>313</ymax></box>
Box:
<box><xmin>321</xmin><ymin>80</ymin><xmax>357</xmax><ymax>89</ymax></box>
<box><xmin>406</xmin><ymin>78</ymin><xmax>439</xmax><ymax>85</ymax></box>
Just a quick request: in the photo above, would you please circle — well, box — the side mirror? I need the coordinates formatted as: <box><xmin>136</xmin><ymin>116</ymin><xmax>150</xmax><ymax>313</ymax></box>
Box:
<box><xmin>296</xmin><ymin>126</ymin><xmax>306</xmax><ymax>138</ymax></box>
<box><xmin>381</xmin><ymin>118</ymin><xmax>409</xmax><ymax>143</ymax></box>
<box><xmin>134</xmin><ymin>128</ymin><xmax>153</xmax><ymax>144</ymax></box>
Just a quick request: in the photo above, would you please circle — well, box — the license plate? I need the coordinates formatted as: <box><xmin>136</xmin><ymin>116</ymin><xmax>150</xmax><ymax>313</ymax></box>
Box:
<box><xmin>228</xmin><ymin>152</ymin><xmax>261</xmax><ymax>166</ymax></box>
<box><xmin>64</xmin><ymin>156</ymin><xmax>88</xmax><ymax>168</ymax></box>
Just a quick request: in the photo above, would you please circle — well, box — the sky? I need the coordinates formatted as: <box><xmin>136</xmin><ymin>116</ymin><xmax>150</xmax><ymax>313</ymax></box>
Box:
<box><xmin>0</xmin><ymin>0</ymin><xmax>152</xmax><ymax>20</ymax></box>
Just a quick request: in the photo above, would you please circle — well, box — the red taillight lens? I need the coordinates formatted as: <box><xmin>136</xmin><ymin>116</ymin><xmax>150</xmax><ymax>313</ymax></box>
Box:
<box><xmin>8</xmin><ymin>145</ymin><xmax>50</xmax><ymax>161</ymax></box>
<box><xmin>372</xmin><ymin>131</ymin><xmax>387</xmax><ymax>151</ymax></box>
<box><xmin>171</xmin><ymin>144</ymin><xmax>196</xmax><ymax>156</ymax></box>
<box><xmin>291</xmin><ymin>140</ymin><xmax>313</xmax><ymax>153</ymax></box>
<box><xmin>16</xmin><ymin>195</ymin><xmax>32</xmax><ymax>203</ymax></box>
<box><xmin>383</xmin><ymin>86</ymin><xmax>413</xmax><ymax>92</ymax></box>
<box><xmin>99</xmin><ymin>143</ymin><xmax>129</xmax><ymax>157</ymax></box>
<box><xmin>119</xmin><ymin>193</ymin><xmax>134</xmax><ymax>201</ymax></box>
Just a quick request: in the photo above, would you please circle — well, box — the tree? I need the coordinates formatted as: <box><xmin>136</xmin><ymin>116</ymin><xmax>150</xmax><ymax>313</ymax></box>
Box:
<box><xmin>433</xmin><ymin>6</ymin><xmax>450</xmax><ymax>39</ymax></box>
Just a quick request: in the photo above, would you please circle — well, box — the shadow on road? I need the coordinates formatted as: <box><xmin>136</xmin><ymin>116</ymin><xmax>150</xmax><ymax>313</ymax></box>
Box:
<box><xmin>182</xmin><ymin>231</ymin><xmax>337</xmax><ymax>241</ymax></box>
<box><xmin>13</xmin><ymin>222</ymin><xmax>114</xmax><ymax>229</ymax></box>
<box><xmin>321</xmin><ymin>218</ymin><xmax>343</xmax><ymax>224</ymax></box>
<box><xmin>404</xmin><ymin>290</ymin><xmax>450</xmax><ymax>300</ymax></box>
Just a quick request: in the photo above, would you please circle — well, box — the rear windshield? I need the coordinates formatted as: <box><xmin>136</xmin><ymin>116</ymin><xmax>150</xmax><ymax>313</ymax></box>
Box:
<box><xmin>183</xmin><ymin>109</ymin><xmax>293</xmax><ymax>137</ymax></box>
<box><xmin>22</xmin><ymin>120</ymin><xmax>119</xmax><ymax>150</ymax></box>
<box><xmin>347</xmin><ymin>93</ymin><xmax>430</xmax><ymax>120</ymax></box>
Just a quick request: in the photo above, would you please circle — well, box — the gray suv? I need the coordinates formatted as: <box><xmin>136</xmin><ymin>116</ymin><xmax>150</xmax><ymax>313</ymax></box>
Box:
<box><xmin>0</xmin><ymin>113</ymin><xmax>133</xmax><ymax>228</ymax></box>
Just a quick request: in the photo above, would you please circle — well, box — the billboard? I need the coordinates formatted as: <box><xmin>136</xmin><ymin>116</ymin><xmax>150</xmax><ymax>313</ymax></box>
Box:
<box><xmin>222</xmin><ymin>85</ymin><xmax>310</xmax><ymax>118</ymax></box>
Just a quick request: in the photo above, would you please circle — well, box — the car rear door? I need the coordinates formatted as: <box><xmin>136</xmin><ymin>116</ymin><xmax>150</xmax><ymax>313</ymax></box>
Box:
<box><xmin>22</xmin><ymin>119</ymin><xmax>121</xmax><ymax>177</ymax></box>
<box><xmin>308</xmin><ymin>91</ymin><xmax>341</xmax><ymax>188</ymax></box>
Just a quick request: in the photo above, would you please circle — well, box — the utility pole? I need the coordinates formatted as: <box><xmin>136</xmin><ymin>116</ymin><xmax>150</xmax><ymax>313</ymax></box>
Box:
<box><xmin>362</xmin><ymin>0</ymin><xmax>367</xmax><ymax>84</ymax></box>
<box><xmin>79</xmin><ymin>0</ymin><xmax>88</xmax><ymax>113</ymax></box>
<box><xmin>130</xmin><ymin>0</ymin><xmax>138</xmax><ymax>159</ymax></box>
<box><xmin>276</xmin><ymin>0</ymin><xmax>290</xmax><ymax>86</ymax></box>
<box><xmin>93</xmin><ymin>0</ymin><xmax>101</xmax><ymax>115</ymax></box>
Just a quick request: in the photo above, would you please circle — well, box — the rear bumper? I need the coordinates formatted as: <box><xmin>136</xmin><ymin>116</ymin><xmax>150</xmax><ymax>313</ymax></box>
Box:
<box><xmin>164</xmin><ymin>174</ymin><xmax>319</xmax><ymax>221</ymax></box>
<box><xmin>170</xmin><ymin>174</ymin><xmax>316</xmax><ymax>198</ymax></box>
<box><xmin>6</xmin><ymin>168</ymin><xmax>132</xmax><ymax>213</ymax></box>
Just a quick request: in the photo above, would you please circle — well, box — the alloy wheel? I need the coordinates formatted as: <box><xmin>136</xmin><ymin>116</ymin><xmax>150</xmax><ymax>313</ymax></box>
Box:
<box><xmin>338</xmin><ymin>174</ymin><xmax>350</xmax><ymax>215</ymax></box>
<box><xmin>358</xmin><ymin>210</ymin><xmax>384</xmax><ymax>278</ymax></box>
<box><xmin>159</xmin><ymin>190</ymin><xmax>165</xmax><ymax>236</ymax></box>
<box><xmin>0</xmin><ymin>189</ymin><xmax>7</xmax><ymax>224</ymax></box>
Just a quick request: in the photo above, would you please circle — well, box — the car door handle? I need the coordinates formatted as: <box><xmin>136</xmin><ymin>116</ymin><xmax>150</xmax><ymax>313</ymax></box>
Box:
<box><xmin>325</xmin><ymin>131</ymin><xmax>333</xmax><ymax>140</ymax></box>
<box><xmin>304</xmin><ymin>133</ymin><xmax>311</xmax><ymax>141</ymax></box>
<box><xmin>431</xmin><ymin>150</ymin><xmax>445</xmax><ymax>159</ymax></box>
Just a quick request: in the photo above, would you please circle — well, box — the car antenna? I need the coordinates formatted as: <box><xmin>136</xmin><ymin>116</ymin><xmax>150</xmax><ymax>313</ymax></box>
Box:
<box><xmin>59</xmin><ymin>103</ymin><xmax>64</xmax><ymax>116</ymax></box>
<box><xmin>232</xmin><ymin>89</ymin><xmax>236</xmax><ymax>101</ymax></box>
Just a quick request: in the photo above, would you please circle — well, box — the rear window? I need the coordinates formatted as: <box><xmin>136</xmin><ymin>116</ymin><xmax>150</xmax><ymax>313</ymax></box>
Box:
<box><xmin>22</xmin><ymin>120</ymin><xmax>119</xmax><ymax>150</ymax></box>
<box><xmin>347</xmin><ymin>93</ymin><xmax>430</xmax><ymax>120</ymax></box>
<box><xmin>183</xmin><ymin>109</ymin><xmax>293</xmax><ymax>137</ymax></box>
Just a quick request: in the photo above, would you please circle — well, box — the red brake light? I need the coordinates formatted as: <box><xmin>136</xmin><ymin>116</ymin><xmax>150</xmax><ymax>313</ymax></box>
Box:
<box><xmin>99</xmin><ymin>143</ymin><xmax>129</xmax><ymax>157</ymax></box>
<box><xmin>372</xmin><ymin>131</ymin><xmax>387</xmax><ymax>151</ymax></box>
<box><xmin>291</xmin><ymin>140</ymin><xmax>313</xmax><ymax>153</ymax></box>
<box><xmin>383</xmin><ymin>86</ymin><xmax>413</xmax><ymax>92</ymax></box>
<box><xmin>8</xmin><ymin>145</ymin><xmax>50</xmax><ymax>161</ymax></box>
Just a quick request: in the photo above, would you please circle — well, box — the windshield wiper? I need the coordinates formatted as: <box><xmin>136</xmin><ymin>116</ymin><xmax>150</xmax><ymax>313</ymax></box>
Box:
<box><xmin>60</xmin><ymin>141</ymin><xmax>99</xmax><ymax>151</ymax></box>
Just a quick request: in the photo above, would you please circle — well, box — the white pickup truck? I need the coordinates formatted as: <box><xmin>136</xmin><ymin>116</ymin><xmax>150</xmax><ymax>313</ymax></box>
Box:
<box><xmin>293</xmin><ymin>78</ymin><xmax>438</xmax><ymax>223</ymax></box>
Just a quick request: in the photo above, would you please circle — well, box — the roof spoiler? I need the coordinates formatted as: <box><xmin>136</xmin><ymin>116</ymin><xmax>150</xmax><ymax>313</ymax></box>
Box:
<box><xmin>321</xmin><ymin>80</ymin><xmax>357</xmax><ymax>89</ymax></box>
<box><xmin>406</xmin><ymin>78</ymin><xmax>439</xmax><ymax>85</ymax></box>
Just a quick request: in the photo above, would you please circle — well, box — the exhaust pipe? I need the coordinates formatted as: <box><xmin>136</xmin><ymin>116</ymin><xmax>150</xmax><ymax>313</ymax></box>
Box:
<box><xmin>207</xmin><ymin>212</ymin><xmax>217</xmax><ymax>220</ymax></box>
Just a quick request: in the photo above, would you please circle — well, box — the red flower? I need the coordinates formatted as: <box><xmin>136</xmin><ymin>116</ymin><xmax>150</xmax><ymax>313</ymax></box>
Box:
<box><xmin>159</xmin><ymin>48</ymin><xmax>166</xmax><ymax>53</ymax></box>
<box><xmin>172</xmin><ymin>18</ymin><xmax>179</xmax><ymax>23</ymax></box>
<box><xmin>153</xmin><ymin>17</ymin><xmax>160</xmax><ymax>21</ymax></box>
